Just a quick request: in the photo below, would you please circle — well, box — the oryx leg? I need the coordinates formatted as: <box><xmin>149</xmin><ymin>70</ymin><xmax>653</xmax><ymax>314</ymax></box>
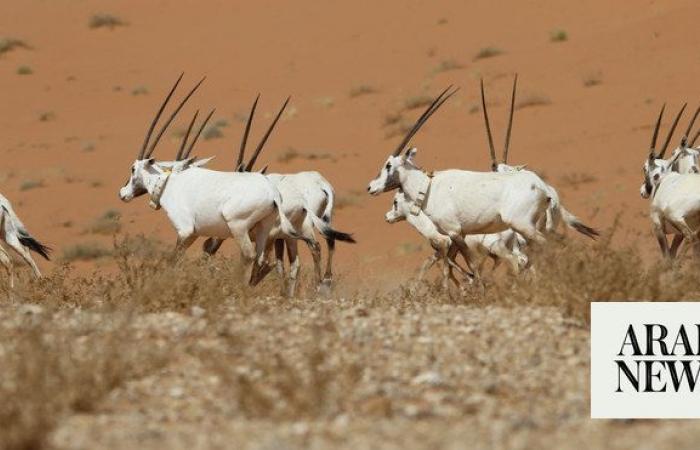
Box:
<box><xmin>0</xmin><ymin>244</ymin><xmax>14</xmax><ymax>289</ymax></box>
<box><xmin>670</xmin><ymin>234</ymin><xmax>685</xmax><ymax>259</ymax></box>
<box><xmin>322</xmin><ymin>238</ymin><xmax>335</xmax><ymax>286</ymax></box>
<box><xmin>651</xmin><ymin>214</ymin><xmax>670</xmax><ymax>258</ymax></box>
<box><xmin>286</xmin><ymin>239</ymin><xmax>301</xmax><ymax>297</ymax></box>
<box><xmin>250</xmin><ymin>215</ymin><xmax>276</xmax><ymax>287</ymax></box>
<box><xmin>274</xmin><ymin>239</ymin><xmax>286</xmax><ymax>277</ymax></box>
<box><xmin>203</xmin><ymin>237</ymin><xmax>224</xmax><ymax>256</ymax></box>
<box><xmin>4</xmin><ymin>234</ymin><xmax>41</xmax><ymax>279</ymax></box>
<box><xmin>300</xmin><ymin>219</ymin><xmax>323</xmax><ymax>287</ymax></box>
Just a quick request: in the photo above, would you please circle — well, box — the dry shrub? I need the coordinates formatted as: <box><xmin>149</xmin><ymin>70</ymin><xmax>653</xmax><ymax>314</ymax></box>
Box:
<box><xmin>0</xmin><ymin>313</ymin><xmax>167</xmax><ymax>450</ymax></box>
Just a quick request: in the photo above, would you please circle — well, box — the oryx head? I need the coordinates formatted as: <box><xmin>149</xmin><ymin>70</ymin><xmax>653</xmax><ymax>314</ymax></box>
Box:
<box><xmin>368</xmin><ymin>86</ymin><xmax>458</xmax><ymax>195</ymax></box>
<box><xmin>640</xmin><ymin>103</ymin><xmax>687</xmax><ymax>199</ymax></box>
<box><xmin>479</xmin><ymin>75</ymin><xmax>518</xmax><ymax>173</ymax></box>
<box><xmin>120</xmin><ymin>73</ymin><xmax>205</xmax><ymax>202</ymax></box>
<box><xmin>385</xmin><ymin>190</ymin><xmax>409</xmax><ymax>223</ymax></box>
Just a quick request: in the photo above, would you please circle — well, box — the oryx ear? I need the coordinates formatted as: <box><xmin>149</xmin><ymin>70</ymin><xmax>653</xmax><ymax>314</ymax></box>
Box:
<box><xmin>404</xmin><ymin>147</ymin><xmax>418</xmax><ymax>162</ymax></box>
<box><xmin>146</xmin><ymin>157</ymin><xmax>155</xmax><ymax>166</ymax></box>
<box><xmin>191</xmin><ymin>156</ymin><xmax>215</xmax><ymax>168</ymax></box>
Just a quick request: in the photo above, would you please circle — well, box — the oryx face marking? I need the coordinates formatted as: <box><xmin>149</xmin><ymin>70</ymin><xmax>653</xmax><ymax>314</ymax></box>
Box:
<box><xmin>120</xmin><ymin>159</ymin><xmax>155</xmax><ymax>201</ymax></box>
<box><xmin>368</xmin><ymin>155</ymin><xmax>403</xmax><ymax>195</ymax></box>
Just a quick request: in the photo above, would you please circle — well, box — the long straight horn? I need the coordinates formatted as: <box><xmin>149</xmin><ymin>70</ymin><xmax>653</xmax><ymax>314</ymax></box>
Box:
<box><xmin>683</xmin><ymin>105</ymin><xmax>700</xmax><ymax>147</ymax></box>
<box><xmin>236</xmin><ymin>94</ymin><xmax>260</xmax><ymax>171</ymax></box>
<box><xmin>145</xmin><ymin>76</ymin><xmax>206</xmax><ymax>158</ymax></box>
<box><xmin>183</xmin><ymin>108</ymin><xmax>215</xmax><ymax>160</ymax></box>
<box><xmin>649</xmin><ymin>103</ymin><xmax>665</xmax><ymax>155</ymax></box>
<box><xmin>392</xmin><ymin>85</ymin><xmax>458</xmax><ymax>157</ymax></box>
<box><xmin>138</xmin><ymin>72</ymin><xmax>183</xmax><ymax>159</ymax></box>
<box><xmin>175</xmin><ymin>110</ymin><xmax>199</xmax><ymax>161</ymax></box>
<box><xmin>480</xmin><ymin>78</ymin><xmax>497</xmax><ymax>169</ymax></box>
<box><xmin>244</xmin><ymin>96</ymin><xmax>291</xmax><ymax>172</ymax></box>
<box><xmin>502</xmin><ymin>74</ymin><xmax>518</xmax><ymax>165</ymax></box>
<box><xmin>658</xmin><ymin>103</ymin><xmax>687</xmax><ymax>158</ymax></box>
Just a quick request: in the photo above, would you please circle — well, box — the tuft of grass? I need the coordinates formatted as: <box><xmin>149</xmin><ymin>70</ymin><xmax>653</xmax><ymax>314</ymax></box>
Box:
<box><xmin>62</xmin><ymin>242</ymin><xmax>112</xmax><ymax>262</ymax></box>
<box><xmin>559</xmin><ymin>172</ymin><xmax>598</xmax><ymax>190</ymax></box>
<box><xmin>349</xmin><ymin>84</ymin><xmax>377</xmax><ymax>98</ymax></box>
<box><xmin>0</xmin><ymin>37</ymin><xmax>29</xmax><ymax>56</ymax></box>
<box><xmin>403</xmin><ymin>95</ymin><xmax>433</xmax><ymax>110</ymax></box>
<box><xmin>315</xmin><ymin>96</ymin><xmax>335</xmax><ymax>109</ymax></box>
<box><xmin>334</xmin><ymin>190</ymin><xmax>363</xmax><ymax>210</ymax></box>
<box><xmin>89</xmin><ymin>14</ymin><xmax>127</xmax><ymax>29</ymax></box>
<box><xmin>277</xmin><ymin>147</ymin><xmax>334</xmax><ymax>164</ymax></box>
<box><xmin>16</xmin><ymin>65</ymin><xmax>32</xmax><ymax>75</ymax></box>
<box><xmin>433</xmin><ymin>59</ymin><xmax>463</xmax><ymax>73</ymax></box>
<box><xmin>383</xmin><ymin>112</ymin><xmax>403</xmax><ymax>127</ymax></box>
<box><xmin>550</xmin><ymin>29</ymin><xmax>568</xmax><ymax>42</ymax></box>
<box><xmin>85</xmin><ymin>209</ymin><xmax>121</xmax><ymax>235</ymax></box>
<box><xmin>131</xmin><ymin>85</ymin><xmax>148</xmax><ymax>96</ymax></box>
<box><xmin>583</xmin><ymin>72</ymin><xmax>602</xmax><ymax>87</ymax></box>
<box><xmin>19</xmin><ymin>179</ymin><xmax>43</xmax><ymax>191</ymax></box>
<box><xmin>515</xmin><ymin>94</ymin><xmax>551</xmax><ymax>110</ymax></box>
<box><xmin>473</xmin><ymin>46</ymin><xmax>503</xmax><ymax>61</ymax></box>
<box><xmin>38</xmin><ymin>111</ymin><xmax>56</xmax><ymax>122</ymax></box>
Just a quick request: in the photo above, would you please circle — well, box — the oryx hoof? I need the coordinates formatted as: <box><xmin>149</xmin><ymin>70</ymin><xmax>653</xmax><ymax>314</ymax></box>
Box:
<box><xmin>317</xmin><ymin>278</ymin><xmax>332</xmax><ymax>295</ymax></box>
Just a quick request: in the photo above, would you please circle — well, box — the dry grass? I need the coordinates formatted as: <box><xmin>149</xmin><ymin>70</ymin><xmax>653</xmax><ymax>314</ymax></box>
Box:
<box><xmin>473</xmin><ymin>46</ymin><xmax>503</xmax><ymax>61</ymax></box>
<box><xmin>432</xmin><ymin>59</ymin><xmax>463</xmax><ymax>73</ymax></box>
<box><xmin>61</xmin><ymin>242</ymin><xmax>112</xmax><ymax>262</ymax></box>
<box><xmin>550</xmin><ymin>28</ymin><xmax>569</xmax><ymax>42</ymax></box>
<box><xmin>3</xmin><ymin>232</ymin><xmax>700</xmax><ymax>448</ymax></box>
<box><xmin>85</xmin><ymin>209</ymin><xmax>121</xmax><ymax>235</ymax></box>
<box><xmin>516</xmin><ymin>94</ymin><xmax>551</xmax><ymax>110</ymax></box>
<box><xmin>0</xmin><ymin>37</ymin><xmax>29</xmax><ymax>56</ymax></box>
<box><xmin>19</xmin><ymin>179</ymin><xmax>44</xmax><ymax>191</ymax></box>
<box><xmin>89</xmin><ymin>14</ymin><xmax>127</xmax><ymax>29</ymax></box>
<box><xmin>349</xmin><ymin>84</ymin><xmax>378</xmax><ymax>98</ymax></box>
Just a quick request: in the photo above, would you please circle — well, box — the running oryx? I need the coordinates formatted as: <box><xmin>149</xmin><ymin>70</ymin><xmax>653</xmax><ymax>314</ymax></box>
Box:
<box><xmin>0</xmin><ymin>195</ymin><xmax>50</xmax><ymax>287</ymax></box>
<box><xmin>385</xmin><ymin>190</ymin><xmax>526</xmax><ymax>285</ymax></box>
<box><xmin>479</xmin><ymin>76</ymin><xmax>598</xmax><ymax>239</ymax></box>
<box><xmin>367</xmin><ymin>86</ymin><xmax>550</xmax><ymax>286</ymax></box>
<box><xmin>119</xmin><ymin>74</ymin><xmax>301</xmax><ymax>286</ymax></box>
<box><xmin>642</xmin><ymin>135</ymin><xmax>700</xmax><ymax>258</ymax></box>
<box><xmin>640</xmin><ymin>102</ymin><xmax>700</xmax><ymax>258</ymax></box>
<box><xmin>202</xmin><ymin>95</ymin><xmax>356</xmax><ymax>296</ymax></box>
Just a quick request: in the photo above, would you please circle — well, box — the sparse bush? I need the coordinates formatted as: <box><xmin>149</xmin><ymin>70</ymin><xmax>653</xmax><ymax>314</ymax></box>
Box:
<box><xmin>89</xmin><ymin>14</ymin><xmax>127</xmax><ymax>29</ymax></box>
<box><xmin>85</xmin><ymin>209</ymin><xmax>121</xmax><ymax>235</ymax></box>
<box><xmin>62</xmin><ymin>242</ymin><xmax>112</xmax><ymax>262</ymax></box>
<box><xmin>550</xmin><ymin>29</ymin><xmax>568</xmax><ymax>42</ymax></box>
<box><xmin>16</xmin><ymin>65</ymin><xmax>32</xmax><ymax>75</ymax></box>
<box><xmin>403</xmin><ymin>94</ymin><xmax>433</xmax><ymax>110</ymax></box>
<box><xmin>516</xmin><ymin>94</ymin><xmax>551</xmax><ymax>110</ymax></box>
<box><xmin>433</xmin><ymin>59</ymin><xmax>463</xmax><ymax>73</ymax></box>
<box><xmin>38</xmin><ymin>111</ymin><xmax>56</xmax><ymax>122</ymax></box>
<box><xmin>473</xmin><ymin>46</ymin><xmax>503</xmax><ymax>61</ymax></box>
<box><xmin>0</xmin><ymin>37</ymin><xmax>29</xmax><ymax>56</ymax></box>
<box><xmin>315</xmin><ymin>96</ymin><xmax>335</xmax><ymax>108</ymax></box>
<box><xmin>583</xmin><ymin>73</ymin><xmax>602</xmax><ymax>87</ymax></box>
<box><xmin>19</xmin><ymin>179</ymin><xmax>43</xmax><ymax>191</ymax></box>
<box><xmin>349</xmin><ymin>84</ymin><xmax>377</xmax><ymax>98</ymax></box>
<box><xmin>383</xmin><ymin>111</ymin><xmax>403</xmax><ymax>126</ymax></box>
<box><xmin>131</xmin><ymin>85</ymin><xmax>149</xmax><ymax>96</ymax></box>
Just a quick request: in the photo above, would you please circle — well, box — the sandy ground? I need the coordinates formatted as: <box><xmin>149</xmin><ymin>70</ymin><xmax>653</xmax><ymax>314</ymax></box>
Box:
<box><xmin>2</xmin><ymin>1</ymin><xmax>700</xmax><ymax>448</ymax></box>
<box><xmin>2</xmin><ymin>0</ymin><xmax>697</xmax><ymax>280</ymax></box>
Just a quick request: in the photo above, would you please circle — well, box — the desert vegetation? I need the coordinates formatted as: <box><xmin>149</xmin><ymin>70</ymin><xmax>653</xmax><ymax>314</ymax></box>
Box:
<box><xmin>2</xmin><ymin>232</ymin><xmax>700</xmax><ymax>448</ymax></box>
<box><xmin>88</xmin><ymin>14</ymin><xmax>127</xmax><ymax>29</ymax></box>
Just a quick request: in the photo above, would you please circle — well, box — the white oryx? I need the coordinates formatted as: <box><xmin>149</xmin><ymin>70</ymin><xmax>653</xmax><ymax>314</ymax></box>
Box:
<box><xmin>367</xmin><ymin>86</ymin><xmax>550</xmax><ymax>286</ymax></box>
<box><xmin>160</xmin><ymin>94</ymin><xmax>355</xmax><ymax>296</ymax></box>
<box><xmin>480</xmin><ymin>76</ymin><xmax>598</xmax><ymax>240</ymax></box>
<box><xmin>640</xmin><ymin>103</ymin><xmax>700</xmax><ymax>258</ymax></box>
<box><xmin>642</xmin><ymin>137</ymin><xmax>700</xmax><ymax>258</ymax></box>
<box><xmin>0</xmin><ymin>194</ymin><xmax>50</xmax><ymax>287</ymax></box>
<box><xmin>119</xmin><ymin>74</ymin><xmax>302</xmax><ymax>286</ymax></box>
<box><xmin>385</xmin><ymin>190</ymin><xmax>527</xmax><ymax>284</ymax></box>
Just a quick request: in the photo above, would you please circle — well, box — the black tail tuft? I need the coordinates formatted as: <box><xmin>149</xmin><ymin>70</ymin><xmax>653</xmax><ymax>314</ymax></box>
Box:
<box><xmin>324</xmin><ymin>227</ymin><xmax>356</xmax><ymax>244</ymax></box>
<box><xmin>19</xmin><ymin>233</ymin><xmax>51</xmax><ymax>260</ymax></box>
<box><xmin>571</xmin><ymin>221</ymin><xmax>599</xmax><ymax>240</ymax></box>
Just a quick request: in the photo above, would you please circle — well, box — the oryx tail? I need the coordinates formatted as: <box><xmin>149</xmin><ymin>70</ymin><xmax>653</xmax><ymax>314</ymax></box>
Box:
<box><xmin>2</xmin><ymin>206</ymin><xmax>51</xmax><ymax>260</ymax></box>
<box><xmin>306</xmin><ymin>207</ymin><xmax>356</xmax><ymax>244</ymax></box>
<box><xmin>321</xmin><ymin>188</ymin><xmax>334</xmax><ymax>223</ymax></box>
<box><xmin>559</xmin><ymin>206</ymin><xmax>599</xmax><ymax>240</ymax></box>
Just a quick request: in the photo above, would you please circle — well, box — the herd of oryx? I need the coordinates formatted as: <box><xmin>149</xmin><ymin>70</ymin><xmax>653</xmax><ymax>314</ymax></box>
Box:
<box><xmin>1</xmin><ymin>72</ymin><xmax>700</xmax><ymax>295</ymax></box>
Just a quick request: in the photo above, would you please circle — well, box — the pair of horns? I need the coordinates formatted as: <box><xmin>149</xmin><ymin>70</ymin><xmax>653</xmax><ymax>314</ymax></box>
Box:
<box><xmin>175</xmin><ymin>108</ymin><xmax>216</xmax><ymax>161</ymax></box>
<box><xmin>392</xmin><ymin>85</ymin><xmax>460</xmax><ymax>157</ymax></box>
<box><xmin>138</xmin><ymin>73</ymin><xmax>205</xmax><ymax>160</ymax></box>
<box><xmin>480</xmin><ymin>75</ymin><xmax>517</xmax><ymax>170</ymax></box>
<box><xmin>650</xmin><ymin>103</ymin><xmax>689</xmax><ymax>158</ymax></box>
<box><xmin>236</xmin><ymin>95</ymin><xmax>291</xmax><ymax>172</ymax></box>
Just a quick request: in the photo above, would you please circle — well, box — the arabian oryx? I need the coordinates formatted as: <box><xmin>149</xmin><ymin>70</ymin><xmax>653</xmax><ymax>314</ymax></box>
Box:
<box><xmin>479</xmin><ymin>76</ymin><xmax>598</xmax><ymax>240</ymax></box>
<box><xmin>0</xmin><ymin>195</ymin><xmax>50</xmax><ymax>287</ymax></box>
<box><xmin>119</xmin><ymin>74</ymin><xmax>301</xmax><ymax>286</ymax></box>
<box><xmin>367</xmin><ymin>86</ymin><xmax>550</xmax><ymax>286</ymax></box>
<box><xmin>201</xmin><ymin>95</ymin><xmax>356</xmax><ymax>296</ymax></box>
<box><xmin>643</xmin><ymin>136</ymin><xmax>700</xmax><ymax>258</ymax></box>
<box><xmin>385</xmin><ymin>190</ymin><xmax>527</xmax><ymax>285</ymax></box>
<box><xmin>641</xmin><ymin>102</ymin><xmax>700</xmax><ymax>258</ymax></box>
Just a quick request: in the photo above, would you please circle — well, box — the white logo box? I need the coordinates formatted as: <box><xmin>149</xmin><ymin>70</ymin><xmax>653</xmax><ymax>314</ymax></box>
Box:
<box><xmin>591</xmin><ymin>302</ymin><xmax>700</xmax><ymax>418</ymax></box>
